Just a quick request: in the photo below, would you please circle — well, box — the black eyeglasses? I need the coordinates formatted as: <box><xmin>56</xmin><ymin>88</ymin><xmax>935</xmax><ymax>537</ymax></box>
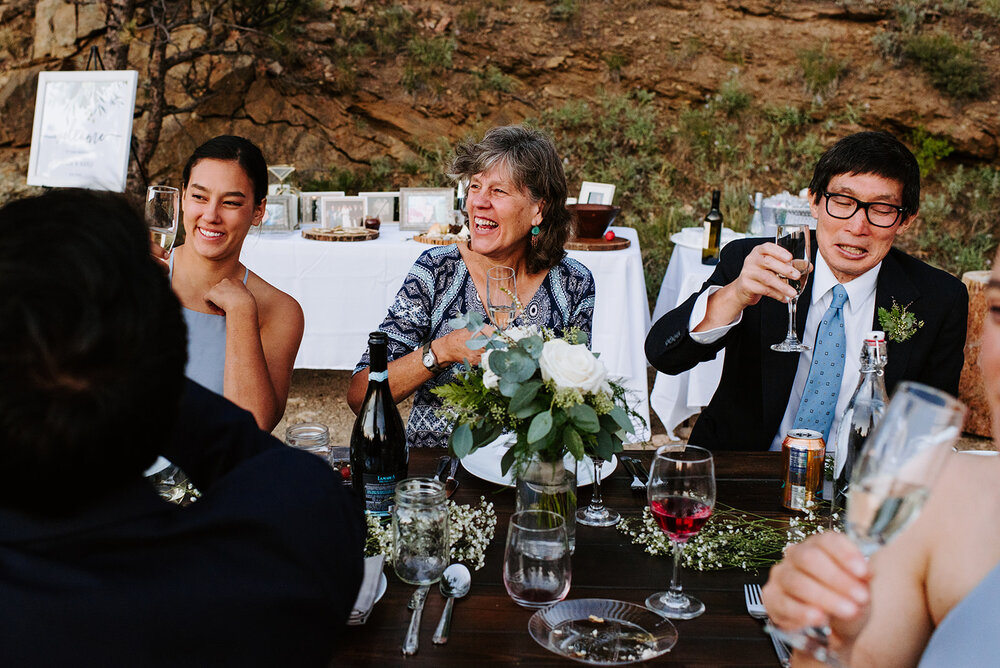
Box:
<box><xmin>823</xmin><ymin>192</ymin><xmax>906</xmax><ymax>228</ymax></box>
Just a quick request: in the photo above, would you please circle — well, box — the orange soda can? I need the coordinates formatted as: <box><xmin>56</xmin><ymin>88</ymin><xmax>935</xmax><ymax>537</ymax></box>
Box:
<box><xmin>781</xmin><ymin>429</ymin><xmax>825</xmax><ymax>511</ymax></box>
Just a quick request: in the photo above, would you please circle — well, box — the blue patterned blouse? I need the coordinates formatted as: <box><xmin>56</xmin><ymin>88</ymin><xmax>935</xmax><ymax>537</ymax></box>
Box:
<box><xmin>355</xmin><ymin>245</ymin><xmax>596</xmax><ymax>448</ymax></box>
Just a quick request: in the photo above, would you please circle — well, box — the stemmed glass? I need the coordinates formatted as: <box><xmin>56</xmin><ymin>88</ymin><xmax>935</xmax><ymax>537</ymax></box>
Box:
<box><xmin>145</xmin><ymin>185</ymin><xmax>180</xmax><ymax>253</ymax></box>
<box><xmin>645</xmin><ymin>445</ymin><xmax>716</xmax><ymax>619</ymax></box>
<box><xmin>487</xmin><ymin>265</ymin><xmax>519</xmax><ymax>330</ymax></box>
<box><xmin>576</xmin><ymin>455</ymin><xmax>619</xmax><ymax>527</ymax></box>
<box><xmin>768</xmin><ymin>381</ymin><xmax>966</xmax><ymax>666</ymax></box>
<box><xmin>770</xmin><ymin>220</ymin><xmax>812</xmax><ymax>352</ymax></box>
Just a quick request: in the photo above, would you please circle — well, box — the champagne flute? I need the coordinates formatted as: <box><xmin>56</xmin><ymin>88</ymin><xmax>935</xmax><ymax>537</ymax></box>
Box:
<box><xmin>146</xmin><ymin>185</ymin><xmax>180</xmax><ymax>253</ymax></box>
<box><xmin>770</xmin><ymin>220</ymin><xmax>812</xmax><ymax>352</ymax></box>
<box><xmin>487</xmin><ymin>265</ymin><xmax>518</xmax><ymax>330</ymax></box>
<box><xmin>645</xmin><ymin>445</ymin><xmax>716</xmax><ymax>619</ymax></box>
<box><xmin>768</xmin><ymin>382</ymin><xmax>966</xmax><ymax>666</ymax></box>
<box><xmin>576</xmin><ymin>455</ymin><xmax>619</xmax><ymax>527</ymax></box>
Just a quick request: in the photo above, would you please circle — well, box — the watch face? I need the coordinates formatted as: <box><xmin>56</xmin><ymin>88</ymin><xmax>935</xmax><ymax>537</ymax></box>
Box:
<box><xmin>423</xmin><ymin>352</ymin><xmax>435</xmax><ymax>368</ymax></box>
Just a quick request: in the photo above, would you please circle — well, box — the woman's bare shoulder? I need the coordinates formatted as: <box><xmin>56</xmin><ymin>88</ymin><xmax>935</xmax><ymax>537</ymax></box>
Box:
<box><xmin>247</xmin><ymin>272</ymin><xmax>304</xmax><ymax>329</ymax></box>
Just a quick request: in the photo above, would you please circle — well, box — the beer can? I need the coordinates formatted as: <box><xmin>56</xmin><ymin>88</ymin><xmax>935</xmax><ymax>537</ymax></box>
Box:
<box><xmin>781</xmin><ymin>429</ymin><xmax>825</xmax><ymax>511</ymax></box>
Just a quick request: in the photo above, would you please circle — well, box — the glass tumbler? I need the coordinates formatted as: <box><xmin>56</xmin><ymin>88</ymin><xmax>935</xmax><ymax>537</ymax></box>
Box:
<box><xmin>284</xmin><ymin>422</ymin><xmax>330</xmax><ymax>459</ymax></box>
<box><xmin>392</xmin><ymin>478</ymin><xmax>450</xmax><ymax>585</ymax></box>
<box><xmin>503</xmin><ymin>510</ymin><xmax>572</xmax><ymax>608</ymax></box>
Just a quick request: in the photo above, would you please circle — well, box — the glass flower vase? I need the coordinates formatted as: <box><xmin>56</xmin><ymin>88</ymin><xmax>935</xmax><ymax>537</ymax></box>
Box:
<box><xmin>515</xmin><ymin>456</ymin><xmax>578</xmax><ymax>553</ymax></box>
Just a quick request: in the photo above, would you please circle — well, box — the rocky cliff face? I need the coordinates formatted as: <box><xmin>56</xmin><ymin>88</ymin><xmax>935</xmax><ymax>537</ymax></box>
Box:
<box><xmin>1</xmin><ymin>0</ymin><xmax>998</xmax><ymax>199</ymax></box>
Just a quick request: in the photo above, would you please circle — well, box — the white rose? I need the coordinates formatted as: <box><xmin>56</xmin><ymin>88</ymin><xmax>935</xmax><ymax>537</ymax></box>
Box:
<box><xmin>481</xmin><ymin>349</ymin><xmax>499</xmax><ymax>389</ymax></box>
<box><xmin>538</xmin><ymin>339</ymin><xmax>607</xmax><ymax>393</ymax></box>
<box><xmin>504</xmin><ymin>324</ymin><xmax>540</xmax><ymax>342</ymax></box>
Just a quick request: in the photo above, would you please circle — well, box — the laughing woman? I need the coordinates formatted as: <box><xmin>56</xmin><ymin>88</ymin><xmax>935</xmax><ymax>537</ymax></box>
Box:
<box><xmin>348</xmin><ymin>125</ymin><xmax>595</xmax><ymax>448</ymax></box>
<box><xmin>169</xmin><ymin>135</ymin><xmax>303</xmax><ymax>431</ymax></box>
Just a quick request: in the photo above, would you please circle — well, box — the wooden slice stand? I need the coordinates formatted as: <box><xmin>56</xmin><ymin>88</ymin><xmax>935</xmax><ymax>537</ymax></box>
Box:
<box><xmin>564</xmin><ymin>236</ymin><xmax>631</xmax><ymax>251</ymax></box>
<box><xmin>302</xmin><ymin>227</ymin><xmax>378</xmax><ymax>242</ymax></box>
<box><xmin>413</xmin><ymin>233</ymin><xmax>464</xmax><ymax>246</ymax></box>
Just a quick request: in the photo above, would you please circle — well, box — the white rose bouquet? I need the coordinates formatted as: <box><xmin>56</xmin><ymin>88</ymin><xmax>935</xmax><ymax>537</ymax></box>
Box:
<box><xmin>432</xmin><ymin>312</ymin><xmax>641</xmax><ymax>476</ymax></box>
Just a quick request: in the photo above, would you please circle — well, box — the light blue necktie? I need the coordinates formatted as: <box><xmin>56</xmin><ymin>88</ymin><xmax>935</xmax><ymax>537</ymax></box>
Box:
<box><xmin>793</xmin><ymin>284</ymin><xmax>849</xmax><ymax>442</ymax></box>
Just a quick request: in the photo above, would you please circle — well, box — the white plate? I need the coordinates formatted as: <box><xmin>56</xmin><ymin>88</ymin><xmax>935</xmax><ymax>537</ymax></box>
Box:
<box><xmin>374</xmin><ymin>572</ymin><xmax>387</xmax><ymax>604</ymax></box>
<box><xmin>955</xmin><ymin>448</ymin><xmax>998</xmax><ymax>456</ymax></box>
<box><xmin>669</xmin><ymin>226</ymin><xmax>745</xmax><ymax>251</ymax></box>
<box><xmin>461</xmin><ymin>437</ymin><xmax>616</xmax><ymax>487</ymax></box>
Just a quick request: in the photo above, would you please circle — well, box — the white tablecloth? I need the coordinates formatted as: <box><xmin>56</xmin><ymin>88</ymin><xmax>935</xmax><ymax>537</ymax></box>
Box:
<box><xmin>648</xmin><ymin>244</ymin><xmax>724</xmax><ymax>439</ymax></box>
<box><xmin>240</xmin><ymin>224</ymin><xmax>651</xmax><ymax>441</ymax></box>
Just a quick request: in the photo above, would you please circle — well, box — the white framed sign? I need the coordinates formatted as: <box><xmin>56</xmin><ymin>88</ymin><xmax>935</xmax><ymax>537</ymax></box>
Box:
<box><xmin>27</xmin><ymin>70</ymin><xmax>138</xmax><ymax>192</ymax></box>
<box><xmin>578</xmin><ymin>181</ymin><xmax>616</xmax><ymax>205</ymax></box>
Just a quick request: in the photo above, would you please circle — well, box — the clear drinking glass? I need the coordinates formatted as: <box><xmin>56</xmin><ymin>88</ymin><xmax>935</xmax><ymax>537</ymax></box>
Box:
<box><xmin>576</xmin><ymin>457</ymin><xmax>620</xmax><ymax>527</ymax></box>
<box><xmin>768</xmin><ymin>382</ymin><xmax>966</xmax><ymax>666</ymax></box>
<box><xmin>145</xmin><ymin>185</ymin><xmax>180</xmax><ymax>253</ymax></box>
<box><xmin>284</xmin><ymin>422</ymin><xmax>331</xmax><ymax>459</ymax></box>
<box><xmin>503</xmin><ymin>510</ymin><xmax>572</xmax><ymax>608</ymax></box>
<box><xmin>486</xmin><ymin>265</ymin><xmax>518</xmax><ymax>330</ymax></box>
<box><xmin>646</xmin><ymin>445</ymin><xmax>716</xmax><ymax>619</ymax></box>
<box><xmin>770</xmin><ymin>220</ymin><xmax>812</xmax><ymax>353</ymax></box>
<box><xmin>392</xmin><ymin>478</ymin><xmax>450</xmax><ymax>585</ymax></box>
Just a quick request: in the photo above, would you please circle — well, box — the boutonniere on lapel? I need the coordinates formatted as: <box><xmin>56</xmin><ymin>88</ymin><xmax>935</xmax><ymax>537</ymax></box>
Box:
<box><xmin>877</xmin><ymin>299</ymin><xmax>924</xmax><ymax>343</ymax></box>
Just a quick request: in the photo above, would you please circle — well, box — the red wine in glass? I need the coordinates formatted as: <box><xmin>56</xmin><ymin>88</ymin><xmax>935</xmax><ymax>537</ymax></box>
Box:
<box><xmin>650</xmin><ymin>496</ymin><xmax>713</xmax><ymax>542</ymax></box>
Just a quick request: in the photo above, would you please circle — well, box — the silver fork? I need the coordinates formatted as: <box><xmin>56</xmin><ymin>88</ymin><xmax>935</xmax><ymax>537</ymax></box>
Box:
<box><xmin>622</xmin><ymin>458</ymin><xmax>645</xmax><ymax>492</ymax></box>
<box><xmin>744</xmin><ymin>584</ymin><xmax>791</xmax><ymax>668</ymax></box>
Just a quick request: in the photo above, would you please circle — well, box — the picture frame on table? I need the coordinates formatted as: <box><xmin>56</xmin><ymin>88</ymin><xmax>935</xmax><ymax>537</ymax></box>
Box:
<box><xmin>359</xmin><ymin>191</ymin><xmax>399</xmax><ymax>224</ymax></box>
<box><xmin>27</xmin><ymin>70</ymin><xmax>139</xmax><ymax>193</ymax></box>
<box><xmin>399</xmin><ymin>187</ymin><xmax>455</xmax><ymax>232</ymax></box>
<box><xmin>320</xmin><ymin>195</ymin><xmax>367</xmax><ymax>228</ymax></box>
<box><xmin>262</xmin><ymin>194</ymin><xmax>297</xmax><ymax>232</ymax></box>
<box><xmin>299</xmin><ymin>190</ymin><xmax>346</xmax><ymax>226</ymax></box>
<box><xmin>578</xmin><ymin>181</ymin><xmax>616</xmax><ymax>205</ymax></box>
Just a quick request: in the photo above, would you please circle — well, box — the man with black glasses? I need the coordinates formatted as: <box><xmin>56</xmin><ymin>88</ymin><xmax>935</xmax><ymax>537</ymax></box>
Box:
<box><xmin>645</xmin><ymin>131</ymin><xmax>968</xmax><ymax>451</ymax></box>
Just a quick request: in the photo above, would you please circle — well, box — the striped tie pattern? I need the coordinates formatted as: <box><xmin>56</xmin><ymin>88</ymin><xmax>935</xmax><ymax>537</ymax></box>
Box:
<box><xmin>792</xmin><ymin>284</ymin><xmax>849</xmax><ymax>442</ymax></box>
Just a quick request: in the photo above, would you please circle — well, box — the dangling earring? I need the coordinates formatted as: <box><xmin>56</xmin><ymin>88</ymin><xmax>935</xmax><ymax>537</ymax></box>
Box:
<box><xmin>531</xmin><ymin>225</ymin><xmax>540</xmax><ymax>247</ymax></box>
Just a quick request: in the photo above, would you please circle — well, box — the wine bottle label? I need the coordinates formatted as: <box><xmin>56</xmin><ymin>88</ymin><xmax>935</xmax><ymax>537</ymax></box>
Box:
<box><xmin>362</xmin><ymin>470</ymin><xmax>405</xmax><ymax>516</ymax></box>
<box><xmin>369</xmin><ymin>370</ymin><xmax>388</xmax><ymax>382</ymax></box>
<box><xmin>702</xmin><ymin>221</ymin><xmax>711</xmax><ymax>249</ymax></box>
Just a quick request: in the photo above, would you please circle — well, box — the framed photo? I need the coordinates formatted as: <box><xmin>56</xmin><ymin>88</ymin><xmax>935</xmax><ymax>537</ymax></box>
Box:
<box><xmin>299</xmin><ymin>191</ymin><xmax>345</xmax><ymax>226</ymax></box>
<box><xmin>262</xmin><ymin>194</ymin><xmax>297</xmax><ymax>232</ymax></box>
<box><xmin>359</xmin><ymin>191</ymin><xmax>399</xmax><ymax>224</ymax></box>
<box><xmin>320</xmin><ymin>195</ymin><xmax>367</xmax><ymax>228</ymax></box>
<box><xmin>578</xmin><ymin>181</ymin><xmax>616</xmax><ymax>205</ymax></box>
<box><xmin>399</xmin><ymin>187</ymin><xmax>455</xmax><ymax>232</ymax></box>
<box><xmin>27</xmin><ymin>70</ymin><xmax>139</xmax><ymax>192</ymax></box>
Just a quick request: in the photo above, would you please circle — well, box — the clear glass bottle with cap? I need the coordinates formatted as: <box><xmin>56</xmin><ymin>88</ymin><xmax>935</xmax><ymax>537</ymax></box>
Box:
<box><xmin>831</xmin><ymin>331</ymin><xmax>889</xmax><ymax>511</ymax></box>
<box><xmin>392</xmin><ymin>478</ymin><xmax>449</xmax><ymax>585</ymax></box>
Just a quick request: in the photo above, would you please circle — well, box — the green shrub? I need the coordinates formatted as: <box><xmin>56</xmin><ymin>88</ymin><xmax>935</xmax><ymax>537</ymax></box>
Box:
<box><xmin>902</xmin><ymin>31</ymin><xmax>989</xmax><ymax>99</ymax></box>
<box><xmin>475</xmin><ymin>65</ymin><xmax>516</xmax><ymax>93</ymax></box>
<box><xmin>908</xmin><ymin>127</ymin><xmax>954</xmax><ymax>177</ymax></box>
<box><xmin>715</xmin><ymin>76</ymin><xmax>751</xmax><ymax>117</ymax></box>
<box><xmin>547</xmin><ymin>0</ymin><xmax>579</xmax><ymax>21</ymax></box>
<box><xmin>798</xmin><ymin>43</ymin><xmax>850</xmax><ymax>99</ymax></box>
<box><xmin>402</xmin><ymin>35</ymin><xmax>455</xmax><ymax>92</ymax></box>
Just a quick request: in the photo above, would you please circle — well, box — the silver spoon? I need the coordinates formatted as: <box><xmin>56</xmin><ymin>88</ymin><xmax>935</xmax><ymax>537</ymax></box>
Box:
<box><xmin>431</xmin><ymin>563</ymin><xmax>471</xmax><ymax>644</ymax></box>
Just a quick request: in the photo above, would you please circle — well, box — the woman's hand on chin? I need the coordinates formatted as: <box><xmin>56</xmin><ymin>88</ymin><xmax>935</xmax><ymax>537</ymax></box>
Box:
<box><xmin>204</xmin><ymin>277</ymin><xmax>257</xmax><ymax>318</ymax></box>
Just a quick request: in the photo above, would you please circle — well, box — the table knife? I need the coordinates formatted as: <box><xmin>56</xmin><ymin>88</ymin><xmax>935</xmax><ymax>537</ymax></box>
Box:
<box><xmin>402</xmin><ymin>585</ymin><xmax>429</xmax><ymax>655</ymax></box>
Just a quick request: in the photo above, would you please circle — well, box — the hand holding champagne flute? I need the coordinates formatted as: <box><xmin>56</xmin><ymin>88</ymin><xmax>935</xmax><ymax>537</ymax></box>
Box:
<box><xmin>146</xmin><ymin>185</ymin><xmax>180</xmax><ymax>254</ymax></box>
<box><xmin>770</xmin><ymin>220</ymin><xmax>812</xmax><ymax>352</ymax></box>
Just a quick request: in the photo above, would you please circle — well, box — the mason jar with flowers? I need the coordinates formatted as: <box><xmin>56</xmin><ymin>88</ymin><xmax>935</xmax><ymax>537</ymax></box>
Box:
<box><xmin>433</xmin><ymin>313</ymin><xmax>639</xmax><ymax>550</ymax></box>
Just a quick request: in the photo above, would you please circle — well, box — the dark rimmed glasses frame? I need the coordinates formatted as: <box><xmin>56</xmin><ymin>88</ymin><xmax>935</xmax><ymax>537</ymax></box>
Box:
<box><xmin>822</xmin><ymin>192</ymin><xmax>906</xmax><ymax>228</ymax></box>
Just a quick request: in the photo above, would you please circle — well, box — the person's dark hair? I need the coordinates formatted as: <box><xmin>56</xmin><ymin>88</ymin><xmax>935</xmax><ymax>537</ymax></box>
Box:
<box><xmin>450</xmin><ymin>125</ymin><xmax>570</xmax><ymax>273</ymax></box>
<box><xmin>809</xmin><ymin>130</ymin><xmax>921</xmax><ymax>217</ymax></box>
<box><xmin>182</xmin><ymin>135</ymin><xmax>268</xmax><ymax>204</ymax></box>
<box><xmin>0</xmin><ymin>189</ymin><xmax>187</xmax><ymax>513</ymax></box>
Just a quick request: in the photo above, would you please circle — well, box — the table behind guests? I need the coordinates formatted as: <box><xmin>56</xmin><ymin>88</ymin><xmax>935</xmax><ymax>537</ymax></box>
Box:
<box><xmin>334</xmin><ymin>448</ymin><xmax>787</xmax><ymax>666</ymax></box>
<box><xmin>240</xmin><ymin>224</ymin><xmax>651</xmax><ymax>440</ymax></box>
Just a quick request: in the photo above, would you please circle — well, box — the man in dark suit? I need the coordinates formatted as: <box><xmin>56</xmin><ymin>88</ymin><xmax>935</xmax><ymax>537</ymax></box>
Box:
<box><xmin>0</xmin><ymin>190</ymin><xmax>363</xmax><ymax>666</ymax></box>
<box><xmin>645</xmin><ymin>131</ymin><xmax>968</xmax><ymax>451</ymax></box>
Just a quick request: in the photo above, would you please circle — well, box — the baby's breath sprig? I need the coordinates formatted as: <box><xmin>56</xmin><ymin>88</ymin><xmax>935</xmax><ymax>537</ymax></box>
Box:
<box><xmin>365</xmin><ymin>497</ymin><xmax>497</xmax><ymax>571</ymax></box>
<box><xmin>619</xmin><ymin>503</ymin><xmax>837</xmax><ymax>573</ymax></box>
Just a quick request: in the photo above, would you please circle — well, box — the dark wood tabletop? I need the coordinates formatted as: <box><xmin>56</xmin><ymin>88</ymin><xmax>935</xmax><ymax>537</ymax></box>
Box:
<box><xmin>335</xmin><ymin>449</ymin><xmax>790</xmax><ymax>667</ymax></box>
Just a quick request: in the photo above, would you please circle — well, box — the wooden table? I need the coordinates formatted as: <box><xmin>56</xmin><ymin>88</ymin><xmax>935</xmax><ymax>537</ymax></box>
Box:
<box><xmin>336</xmin><ymin>450</ymin><xmax>789</xmax><ymax>666</ymax></box>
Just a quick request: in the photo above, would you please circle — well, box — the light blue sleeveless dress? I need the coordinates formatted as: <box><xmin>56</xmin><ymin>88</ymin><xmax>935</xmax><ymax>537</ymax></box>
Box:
<box><xmin>169</xmin><ymin>256</ymin><xmax>248</xmax><ymax>395</ymax></box>
<box><xmin>918</xmin><ymin>560</ymin><xmax>1000</xmax><ymax>666</ymax></box>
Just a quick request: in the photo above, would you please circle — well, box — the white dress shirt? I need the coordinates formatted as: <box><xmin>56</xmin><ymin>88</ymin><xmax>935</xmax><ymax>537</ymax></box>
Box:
<box><xmin>688</xmin><ymin>253</ymin><xmax>881</xmax><ymax>452</ymax></box>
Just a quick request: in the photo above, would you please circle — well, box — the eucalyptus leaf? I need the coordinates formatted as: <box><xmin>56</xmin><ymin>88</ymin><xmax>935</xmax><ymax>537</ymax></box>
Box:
<box><xmin>472</xmin><ymin>421</ymin><xmax>504</xmax><ymax>448</ymax></box>
<box><xmin>499</xmin><ymin>378</ymin><xmax>520</xmax><ymax>398</ymax></box>
<box><xmin>467</xmin><ymin>335</ymin><xmax>491</xmax><ymax>349</ymax></box>
<box><xmin>451</xmin><ymin>423</ymin><xmax>474</xmax><ymax>459</ymax></box>
<box><xmin>609</xmin><ymin>405</ymin><xmax>635</xmax><ymax>434</ymax></box>
<box><xmin>500</xmin><ymin>444</ymin><xmax>518</xmax><ymax>476</ymax></box>
<box><xmin>512</xmin><ymin>398</ymin><xmax>549</xmax><ymax>419</ymax></box>
<box><xmin>509</xmin><ymin>380</ymin><xmax>543</xmax><ymax>413</ymax></box>
<box><xmin>564</xmin><ymin>426</ymin><xmax>584</xmax><ymax>460</ymax></box>
<box><xmin>527</xmin><ymin>410</ymin><xmax>553</xmax><ymax>444</ymax></box>
<box><xmin>466</xmin><ymin>311</ymin><xmax>485</xmax><ymax>330</ymax></box>
<box><xmin>594</xmin><ymin>429</ymin><xmax>614</xmax><ymax>462</ymax></box>
<box><xmin>449</xmin><ymin>315</ymin><xmax>468</xmax><ymax>330</ymax></box>
<box><xmin>520</xmin><ymin>335</ymin><xmax>544</xmax><ymax>358</ymax></box>
<box><xmin>568</xmin><ymin>403</ymin><xmax>600</xmax><ymax>433</ymax></box>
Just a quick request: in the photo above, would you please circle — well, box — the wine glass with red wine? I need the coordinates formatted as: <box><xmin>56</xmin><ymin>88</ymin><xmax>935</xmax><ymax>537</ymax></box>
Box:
<box><xmin>645</xmin><ymin>445</ymin><xmax>716</xmax><ymax>619</ymax></box>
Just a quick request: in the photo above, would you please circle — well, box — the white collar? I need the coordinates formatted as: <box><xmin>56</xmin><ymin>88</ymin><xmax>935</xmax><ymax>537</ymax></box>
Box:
<box><xmin>810</xmin><ymin>251</ymin><xmax>880</xmax><ymax>310</ymax></box>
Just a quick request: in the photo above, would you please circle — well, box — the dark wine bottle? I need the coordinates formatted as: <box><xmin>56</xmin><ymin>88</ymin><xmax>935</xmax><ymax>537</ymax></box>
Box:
<box><xmin>350</xmin><ymin>331</ymin><xmax>408</xmax><ymax>517</ymax></box>
<box><xmin>701</xmin><ymin>190</ymin><xmax>723</xmax><ymax>265</ymax></box>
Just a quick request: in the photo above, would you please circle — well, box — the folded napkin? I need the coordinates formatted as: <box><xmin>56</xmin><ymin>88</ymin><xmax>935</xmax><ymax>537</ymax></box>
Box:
<box><xmin>348</xmin><ymin>555</ymin><xmax>385</xmax><ymax>626</ymax></box>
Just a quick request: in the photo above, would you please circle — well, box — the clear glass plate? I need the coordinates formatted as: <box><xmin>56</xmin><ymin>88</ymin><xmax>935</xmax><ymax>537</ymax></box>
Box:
<box><xmin>528</xmin><ymin>598</ymin><xmax>678</xmax><ymax>665</ymax></box>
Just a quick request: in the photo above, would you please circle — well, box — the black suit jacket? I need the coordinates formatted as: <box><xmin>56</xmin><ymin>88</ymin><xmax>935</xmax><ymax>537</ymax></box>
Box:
<box><xmin>645</xmin><ymin>237</ymin><xmax>969</xmax><ymax>451</ymax></box>
<box><xmin>0</xmin><ymin>381</ymin><xmax>365</xmax><ymax>667</ymax></box>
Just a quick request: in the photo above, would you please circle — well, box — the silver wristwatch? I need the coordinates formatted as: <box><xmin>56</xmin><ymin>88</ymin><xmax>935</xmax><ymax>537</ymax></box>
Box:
<box><xmin>422</xmin><ymin>340</ymin><xmax>443</xmax><ymax>374</ymax></box>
